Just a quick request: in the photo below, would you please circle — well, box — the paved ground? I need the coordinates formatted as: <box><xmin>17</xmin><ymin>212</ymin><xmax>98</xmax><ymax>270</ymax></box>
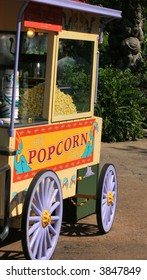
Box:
<box><xmin>0</xmin><ymin>138</ymin><xmax>147</xmax><ymax>260</ymax></box>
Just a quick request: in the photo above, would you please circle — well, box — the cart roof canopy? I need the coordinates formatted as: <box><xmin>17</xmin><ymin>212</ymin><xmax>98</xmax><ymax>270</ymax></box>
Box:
<box><xmin>19</xmin><ymin>0</ymin><xmax>122</xmax><ymax>19</ymax></box>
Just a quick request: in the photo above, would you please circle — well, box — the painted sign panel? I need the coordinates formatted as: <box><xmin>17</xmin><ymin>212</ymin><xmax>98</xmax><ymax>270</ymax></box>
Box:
<box><xmin>24</xmin><ymin>3</ymin><xmax>62</xmax><ymax>32</ymax></box>
<box><xmin>14</xmin><ymin>119</ymin><xmax>98</xmax><ymax>182</ymax></box>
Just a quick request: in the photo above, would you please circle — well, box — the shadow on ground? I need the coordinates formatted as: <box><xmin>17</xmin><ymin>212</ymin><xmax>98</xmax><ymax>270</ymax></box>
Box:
<box><xmin>110</xmin><ymin>144</ymin><xmax>147</xmax><ymax>155</ymax></box>
<box><xmin>0</xmin><ymin>250</ymin><xmax>24</xmax><ymax>260</ymax></box>
<box><xmin>60</xmin><ymin>221</ymin><xmax>100</xmax><ymax>237</ymax></box>
<box><xmin>0</xmin><ymin>221</ymin><xmax>101</xmax><ymax>260</ymax></box>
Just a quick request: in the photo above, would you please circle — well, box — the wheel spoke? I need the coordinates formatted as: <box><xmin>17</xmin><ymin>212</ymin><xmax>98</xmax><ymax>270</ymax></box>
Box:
<box><xmin>29</xmin><ymin>216</ymin><xmax>41</xmax><ymax>222</ymax></box>
<box><xmin>107</xmin><ymin>206</ymin><xmax>112</xmax><ymax>222</ymax></box>
<box><xmin>103</xmin><ymin>201</ymin><xmax>113</xmax><ymax>226</ymax></box>
<box><xmin>110</xmin><ymin>181</ymin><xmax>115</xmax><ymax>192</ymax></box>
<box><xmin>112</xmin><ymin>191</ymin><xmax>116</xmax><ymax>200</ymax></box>
<box><xmin>103</xmin><ymin>181</ymin><xmax>108</xmax><ymax>193</ymax></box>
<box><xmin>50</xmin><ymin>201</ymin><xmax>60</xmax><ymax>214</ymax></box>
<box><xmin>106</xmin><ymin>209</ymin><xmax>110</xmax><ymax>225</ymax></box>
<box><xmin>46</xmin><ymin>180</ymin><xmax>55</xmax><ymax>207</ymax></box>
<box><xmin>104</xmin><ymin>205</ymin><xmax>109</xmax><ymax>225</ymax></box>
<box><xmin>46</xmin><ymin>227</ymin><xmax>52</xmax><ymax>248</ymax></box>
<box><xmin>34</xmin><ymin>190</ymin><xmax>43</xmax><ymax>211</ymax></box>
<box><xmin>31</xmin><ymin>202</ymin><xmax>42</xmax><ymax>216</ymax></box>
<box><xmin>103</xmin><ymin>207</ymin><xmax>107</xmax><ymax>225</ymax></box>
<box><xmin>107</xmin><ymin>172</ymin><xmax>111</xmax><ymax>187</ymax></box>
<box><xmin>42</xmin><ymin>230</ymin><xmax>48</xmax><ymax>256</ymax></box>
<box><xmin>102</xmin><ymin>197</ymin><xmax>107</xmax><ymax>205</ymax></box>
<box><xmin>44</xmin><ymin>177</ymin><xmax>50</xmax><ymax>206</ymax></box>
<box><xmin>51</xmin><ymin>215</ymin><xmax>60</xmax><ymax>221</ymax></box>
<box><xmin>32</xmin><ymin>228</ymin><xmax>43</xmax><ymax>257</ymax></box>
<box><xmin>28</xmin><ymin>221</ymin><xmax>40</xmax><ymax>236</ymax></box>
<box><xmin>39</xmin><ymin>181</ymin><xmax>45</xmax><ymax>206</ymax></box>
<box><xmin>30</xmin><ymin>226</ymin><xmax>41</xmax><ymax>249</ymax></box>
<box><xmin>110</xmin><ymin>204</ymin><xmax>114</xmax><ymax>215</ymax></box>
<box><xmin>49</xmin><ymin>224</ymin><xmax>57</xmax><ymax>235</ymax></box>
<box><xmin>37</xmin><ymin>232</ymin><xmax>44</xmax><ymax>259</ymax></box>
<box><xmin>49</xmin><ymin>189</ymin><xmax>58</xmax><ymax>208</ymax></box>
<box><xmin>102</xmin><ymin>201</ymin><xmax>107</xmax><ymax>217</ymax></box>
<box><xmin>102</xmin><ymin>192</ymin><xmax>107</xmax><ymax>199</ymax></box>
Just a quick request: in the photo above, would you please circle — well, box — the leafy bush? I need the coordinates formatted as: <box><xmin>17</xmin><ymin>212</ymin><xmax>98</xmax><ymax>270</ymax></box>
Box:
<box><xmin>58</xmin><ymin>63</ymin><xmax>91</xmax><ymax>112</ymax></box>
<box><xmin>97</xmin><ymin>67</ymin><xmax>147</xmax><ymax>142</ymax></box>
<box><xmin>138</xmin><ymin>34</ymin><xmax>147</xmax><ymax>90</ymax></box>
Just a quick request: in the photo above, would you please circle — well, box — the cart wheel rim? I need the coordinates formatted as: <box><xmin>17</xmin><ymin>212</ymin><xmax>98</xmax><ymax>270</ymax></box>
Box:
<box><xmin>22</xmin><ymin>170</ymin><xmax>63</xmax><ymax>260</ymax></box>
<box><xmin>97</xmin><ymin>164</ymin><xmax>117</xmax><ymax>233</ymax></box>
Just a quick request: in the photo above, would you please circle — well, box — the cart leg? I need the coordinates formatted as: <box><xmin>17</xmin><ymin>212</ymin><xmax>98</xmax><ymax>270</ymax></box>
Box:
<box><xmin>0</xmin><ymin>165</ymin><xmax>11</xmax><ymax>242</ymax></box>
<box><xmin>96</xmin><ymin>164</ymin><xmax>117</xmax><ymax>234</ymax></box>
<box><xmin>21</xmin><ymin>170</ymin><xmax>63</xmax><ymax>260</ymax></box>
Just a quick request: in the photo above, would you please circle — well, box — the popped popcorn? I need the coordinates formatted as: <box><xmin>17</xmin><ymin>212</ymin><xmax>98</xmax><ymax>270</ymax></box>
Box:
<box><xmin>19</xmin><ymin>83</ymin><xmax>77</xmax><ymax>118</ymax></box>
<box><xmin>19</xmin><ymin>83</ymin><xmax>44</xmax><ymax>117</ymax></box>
<box><xmin>54</xmin><ymin>87</ymin><xmax>77</xmax><ymax>115</ymax></box>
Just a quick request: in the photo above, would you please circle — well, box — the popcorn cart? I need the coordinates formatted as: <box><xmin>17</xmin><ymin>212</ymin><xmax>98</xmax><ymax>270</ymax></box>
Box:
<box><xmin>0</xmin><ymin>0</ymin><xmax>121</xmax><ymax>260</ymax></box>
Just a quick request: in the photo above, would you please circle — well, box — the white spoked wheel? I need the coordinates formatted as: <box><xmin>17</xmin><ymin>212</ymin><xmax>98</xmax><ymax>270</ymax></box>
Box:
<box><xmin>96</xmin><ymin>164</ymin><xmax>117</xmax><ymax>234</ymax></box>
<box><xmin>21</xmin><ymin>170</ymin><xmax>63</xmax><ymax>260</ymax></box>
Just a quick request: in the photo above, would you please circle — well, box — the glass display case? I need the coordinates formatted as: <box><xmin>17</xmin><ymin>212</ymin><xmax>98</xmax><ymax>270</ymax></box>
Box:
<box><xmin>0</xmin><ymin>30</ymin><xmax>97</xmax><ymax>124</ymax></box>
<box><xmin>0</xmin><ymin>31</ymin><xmax>48</xmax><ymax>121</ymax></box>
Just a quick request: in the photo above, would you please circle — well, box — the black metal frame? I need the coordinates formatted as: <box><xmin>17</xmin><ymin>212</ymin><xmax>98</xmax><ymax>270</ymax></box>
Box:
<box><xmin>0</xmin><ymin>165</ymin><xmax>11</xmax><ymax>242</ymax></box>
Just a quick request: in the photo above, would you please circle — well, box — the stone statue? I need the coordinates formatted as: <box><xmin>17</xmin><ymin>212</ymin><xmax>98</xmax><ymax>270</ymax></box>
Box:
<box><xmin>108</xmin><ymin>2</ymin><xmax>144</xmax><ymax>69</ymax></box>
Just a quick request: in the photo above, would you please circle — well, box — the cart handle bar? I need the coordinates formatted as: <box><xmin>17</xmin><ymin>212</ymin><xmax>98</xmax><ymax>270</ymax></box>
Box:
<box><xmin>0</xmin><ymin>165</ymin><xmax>11</xmax><ymax>242</ymax></box>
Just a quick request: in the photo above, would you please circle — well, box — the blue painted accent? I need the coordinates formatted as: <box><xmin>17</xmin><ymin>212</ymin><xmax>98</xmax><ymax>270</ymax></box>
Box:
<box><xmin>81</xmin><ymin>122</ymin><xmax>98</xmax><ymax>158</ymax></box>
<box><xmin>14</xmin><ymin>140</ymin><xmax>32</xmax><ymax>174</ymax></box>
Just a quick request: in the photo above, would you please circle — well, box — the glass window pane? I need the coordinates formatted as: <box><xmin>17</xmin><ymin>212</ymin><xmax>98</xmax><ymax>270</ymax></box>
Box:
<box><xmin>0</xmin><ymin>33</ymin><xmax>16</xmax><ymax>119</ymax></box>
<box><xmin>19</xmin><ymin>33</ymin><xmax>48</xmax><ymax>120</ymax></box>
<box><xmin>54</xmin><ymin>38</ymin><xmax>94</xmax><ymax>116</ymax></box>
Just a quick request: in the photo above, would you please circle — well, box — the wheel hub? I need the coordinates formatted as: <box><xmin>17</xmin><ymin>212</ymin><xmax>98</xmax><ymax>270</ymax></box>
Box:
<box><xmin>42</xmin><ymin>210</ymin><xmax>51</xmax><ymax>228</ymax></box>
<box><xmin>107</xmin><ymin>191</ymin><xmax>114</xmax><ymax>206</ymax></box>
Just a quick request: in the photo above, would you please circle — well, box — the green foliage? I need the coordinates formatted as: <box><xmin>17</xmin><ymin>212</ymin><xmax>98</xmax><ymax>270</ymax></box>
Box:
<box><xmin>135</xmin><ymin>33</ymin><xmax>147</xmax><ymax>91</ymax></box>
<box><xmin>59</xmin><ymin>63</ymin><xmax>91</xmax><ymax>111</ymax></box>
<box><xmin>142</xmin><ymin>33</ymin><xmax>147</xmax><ymax>59</ymax></box>
<box><xmin>99</xmin><ymin>32</ymin><xmax>110</xmax><ymax>67</ymax></box>
<box><xmin>97</xmin><ymin>67</ymin><xmax>147</xmax><ymax>142</ymax></box>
